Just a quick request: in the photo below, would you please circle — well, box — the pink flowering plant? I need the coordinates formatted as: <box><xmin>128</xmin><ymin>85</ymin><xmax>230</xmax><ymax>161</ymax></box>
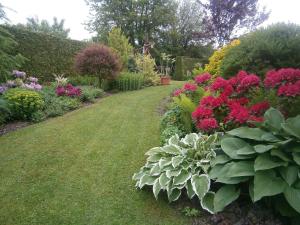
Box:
<box><xmin>172</xmin><ymin>68</ymin><xmax>299</xmax><ymax>134</ymax></box>
<box><xmin>56</xmin><ymin>83</ymin><xmax>81</xmax><ymax>97</ymax></box>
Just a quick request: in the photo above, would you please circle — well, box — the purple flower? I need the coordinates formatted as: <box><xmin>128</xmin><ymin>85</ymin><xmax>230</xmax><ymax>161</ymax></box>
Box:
<box><xmin>6</xmin><ymin>80</ymin><xmax>16</xmax><ymax>88</ymax></box>
<box><xmin>24</xmin><ymin>82</ymin><xmax>43</xmax><ymax>91</ymax></box>
<box><xmin>12</xmin><ymin>70</ymin><xmax>26</xmax><ymax>79</ymax></box>
<box><xmin>28</xmin><ymin>76</ymin><xmax>38</xmax><ymax>83</ymax></box>
<box><xmin>0</xmin><ymin>85</ymin><xmax>7</xmax><ymax>94</ymax></box>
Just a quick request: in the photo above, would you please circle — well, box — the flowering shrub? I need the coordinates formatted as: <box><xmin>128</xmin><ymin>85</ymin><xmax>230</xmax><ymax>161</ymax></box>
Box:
<box><xmin>4</xmin><ymin>88</ymin><xmax>44</xmax><ymax>120</ymax></box>
<box><xmin>173</xmin><ymin>68</ymin><xmax>300</xmax><ymax>133</ymax></box>
<box><xmin>55</xmin><ymin>84</ymin><xmax>81</xmax><ymax>97</ymax></box>
<box><xmin>204</xmin><ymin>40</ymin><xmax>240</xmax><ymax>76</ymax></box>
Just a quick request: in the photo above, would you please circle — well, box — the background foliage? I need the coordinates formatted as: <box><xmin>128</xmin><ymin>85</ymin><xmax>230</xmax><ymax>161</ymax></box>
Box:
<box><xmin>3</xmin><ymin>25</ymin><xmax>87</xmax><ymax>81</ymax></box>
<box><xmin>174</xmin><ymin>56</ymin><xmax>201</xmax><ymax>80</ymax></box>
<box><xmin>220</xmin><ymin>23</ymin><xmax>300</xmax><ymax>78</ymax></box>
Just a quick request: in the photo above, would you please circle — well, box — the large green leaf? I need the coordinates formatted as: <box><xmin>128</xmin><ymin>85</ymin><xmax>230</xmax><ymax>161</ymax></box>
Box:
<box><xmin>292</xmin><ymin>152</ymin><xmax>300</xmax><ymax>166</ymax></box>
<box><xmin>216</xmin><ymin>176</ymin><xmax>249</xmax><ymax>184</ymax></box>
<box><xmin>201</xmin><ymin>192</ymin><xmax>215</xmax><ymax>214</ymax></box>
<box><xmin>214</xmin><ymin>185</ymin><xmax>240</xmax><ymax>213</ymax></box>
<box><xmin>254</xmin><ymin>144</ymin><xmax>274</xmax><ymax>153</ymax></box>
<box><xmin>211</xmin><ymin>154</ymin><xmax>231</xmax><ymax>166</ymax></box>
<box><xmin>139</xmin><ymin>174</ymin><xmax>157</xmax><ymax>188</ymax></box>
<box><xmin>282</xmin><ymin>115</ymin><xmax>300</xmax><ymax>139</ymax></box>
<box><xmin>254</xmin><ymin>153</ymin><xmax>288</xmax><ymax>171</ymax></box>
<box><xmin>171</xmin><ymin>155</ymin><xmax>184</xmax><ymax>168</ymax></box>
<box><xmin>225</xmin><ymin>161</ymin><xmax>255</xmax><ymax>177</ymax></box>
<box><xmin>284</xmin><ymin>186</ymin><xmax>300</xmax><ymax>213</ymax></box>
<box><xmin>153</xmin><ymin>178</ymin><xmax>161</xmax><ymax>199</ymax></box>
<box><xmin>264</xmin><ymin>107</ymin><xmax>284</xmax><ymax>132</ymax></box>
<box><xmin>271</xmin><ymin>149</ymin><xmax>292</xmax><ymax>162</ymax></box>
<box><xmin>191</xmin><ymin>174</ymin><xmax>210</xmax><ymax>199</ymax></box>
<box><xmin>227</xmin><ymin>127</ymin><xmax>268</xmax><ymax>141</ymax></box>
<box><xmin>173</xmin><ymin>170</ymin><xmax>191</xmax><ymax>185</ymax></box>
<box><xmin>159</xmin><ymin>172</ymin><xmax>170</xmax><ymax>188</ymax></box>
<box><xmin>221</xmin><ymin>137</ymin><xmax>254</xmax><ymax>159</ymax></box>
<box><xmin>279</xmin><ymin>166</ymin><xmax>299</xmax><ymax>186</ymax></box>
<box><xmin>208</xmin><ymin>164</ymin><xmax>225</xmax><ymax>179</ymax></box>
<box><xmin>253</xmin><ymin>170</ymin><xmax>286</xmax><ymax>201</ymax></box>
<box><xmin>236</xmin><ymin>145</ymin><xmax>256</xmax><ymax>155</ymax></box>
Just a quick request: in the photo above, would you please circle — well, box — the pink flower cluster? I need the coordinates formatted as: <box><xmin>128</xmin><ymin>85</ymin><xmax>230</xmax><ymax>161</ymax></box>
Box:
<box><xmin>172</xmin><ymin>83</ymin><xmax>197</xmax><ymax>97</ymax></box>
<box><xmin>56</xmin><ymin>84</ymin><xmax>81</xmax><ymax>97</ymax></box>
<box><xmin>195</xmin><ymin>73</ymin><xmax>211</xmax><ymax>85</ymax></box>
<box><xmin>264</xmin><ymin>68</ymin><xmax>300</xmax><ymax>97</ymax></box>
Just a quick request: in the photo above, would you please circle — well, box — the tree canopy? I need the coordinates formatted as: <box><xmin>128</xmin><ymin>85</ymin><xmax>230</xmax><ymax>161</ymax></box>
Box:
<box><xmin>18</xmin><ymin>17</ymin><xmax>70</xmax><ymax>39</ymax></box>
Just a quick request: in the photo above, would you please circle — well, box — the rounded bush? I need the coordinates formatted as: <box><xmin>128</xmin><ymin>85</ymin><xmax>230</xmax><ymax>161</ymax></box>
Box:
<box><xmin>4</xmin><ymin>88</ymin><xmax>44</xmax><ymax>120</ymax></box>
<box><xmin>204</xmin><ymin>40</ymin><xmax>240</xmax><ymax>76</ymax></box>
<box><xmin>220</xmin><ymin>23</ymin><xmax>300</xmax><ymax>78</ymax></box>
<box><xmin>74</xmin><ymin>44</ymin><xmax>121</xmax><ymax>84</ymax></box>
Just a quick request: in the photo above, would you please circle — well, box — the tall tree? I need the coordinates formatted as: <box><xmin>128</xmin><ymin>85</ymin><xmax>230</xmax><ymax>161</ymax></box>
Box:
<box><xmin>19</xmin><ymin>17</ymin><xmax>70</xmax><ymax>38</ymax></box>
<box><xmin>196</xmin><ymin>0</ymin><xmax>270</xmax><ymax>46</ymax></box>
<box><xmin>86</xmin><ymin>0</ymin><xmax>178</xmax><ymax>46</ymax></box>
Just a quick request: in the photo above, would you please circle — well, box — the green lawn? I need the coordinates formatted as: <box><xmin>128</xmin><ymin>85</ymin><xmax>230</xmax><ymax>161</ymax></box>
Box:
<box><xmin>0</xmin><ymin>82</ymin><xmax>189</xmax><ymax>225</ymax></box>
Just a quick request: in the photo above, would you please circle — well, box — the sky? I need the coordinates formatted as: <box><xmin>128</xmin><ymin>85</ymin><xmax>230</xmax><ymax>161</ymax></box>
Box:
<box><xmin>2</xmin><ymin>0</ymin><xmax>300</xmax><ymax>41</ymax></box>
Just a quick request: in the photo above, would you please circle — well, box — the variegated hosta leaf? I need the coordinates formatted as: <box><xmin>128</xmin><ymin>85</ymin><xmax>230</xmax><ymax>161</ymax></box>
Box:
<box><xmin>162</xmin><ymin>145</ymin><xmax>181</xmax><ymax>155</ymax></box>
<box><xmin>182</xmin><ymin>133</ymin><xmax>198</xmax><ymax>147</ymax></box>
<box><xmin>149</xmin><ymin>164</ymin><xmax>161</xmax><ymax>176</ymax></box>
<box><xmin>145</xmin><ymin>147</ymin><xmax>163</xmax><ymax>156</ymax></box>
<box><xmin>186</xmin><ymin>180</ymin><xmax>195</xmax><ymax>199</ymax></box>
<box><xmin>191</xmin><ymin>174</ymin><xmax>210</xmax><ymax>199</ymax></box>
<box><xmin>168</xmin><ymin>188</ymin><xmax>181</xmax><ymax>202</ymax></box>
<box><xmin>168</xmin><ymin>134</ymin><xmax>180</xmax><ymax>146</ymax></box>
<box><xmin>153</xmin><ymin>179</ymin><xmax>162</xmax><ymax>200</ymax></box>
<box><xmin>201</xmin><ymin>192</ymin><xmax>215</xmax><ymax>214</ymax></box>
<box><xmin>159</xmin><ymin>172</ymin><xmax>170</xmax><ymax>188</ymax></box>
<box><xmin>166</xmin><ymin>169</ymin><xmax>182</xmax><ymax>178</ymax></box>
<box><xmin>172</xmin><ymin>155</ymin><xmax>184</xmax><ymax>168</ymax></box>
<box><xmin>173</xmin><ymin>170</ymin><xmax>191</xmax><ymax>185</ymax></box>
<box><xmin>158</xmin><ymin>158</ymin><xmax>172</xmax><ymax>169</ymax></box>
<box><xmin>139</xmin><ymin>174</ymin><xmax>157</xmax><ymax>188</ymax></box>
<box><xmin>147</xmin><ymin>154</ymin><xmax>162</xmax><ymax>162</ymax></box>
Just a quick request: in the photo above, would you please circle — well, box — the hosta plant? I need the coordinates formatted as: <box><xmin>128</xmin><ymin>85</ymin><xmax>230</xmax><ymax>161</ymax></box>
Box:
<box><xmin>205</xmin><ymin>108</ymin><xmax>300</xmax><ymax>217</ymax></box>
<box><xmin>133</xmin><ymin>133</ymin><xmax>220</xmax><ymax>202</ymax></box>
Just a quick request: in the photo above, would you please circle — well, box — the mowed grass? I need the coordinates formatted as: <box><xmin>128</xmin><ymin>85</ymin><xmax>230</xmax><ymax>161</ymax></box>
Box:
<box><xmin>0</xmin><ymin>81</ymin><xmax>189</xmax><ymax>225</ymax></box>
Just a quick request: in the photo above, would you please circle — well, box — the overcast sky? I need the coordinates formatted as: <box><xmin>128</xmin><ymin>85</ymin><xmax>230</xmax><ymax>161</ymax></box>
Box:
<box><xmin>2</xmin><ymin>0</ymin><xmax>300</xmax><ymax>40</ymax></box>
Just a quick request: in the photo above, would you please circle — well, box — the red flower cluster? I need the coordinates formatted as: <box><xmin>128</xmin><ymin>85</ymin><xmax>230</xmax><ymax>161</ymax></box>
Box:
<box><xmin>173</xmin><ymin>89</ymin><xmax>182</xmax><ymax>97</ymax></box>
<box><xmin>264</xmin><ymin>68</ymin><xmax>300</xmax><ymax>97</ymax></box>
<box><xmin>183</xmin><ymin>83</ymin><xmax>197</xmax><ymax>92</ymax></box>
<box><xmin>195</xmin><ymin>73</ymin><xmax>211</xmax><ymax>85</ymax></box>
<box><xmin>56</xmin><ymin>84</ymin><xmax>81</xmax><ymax>97</ymax></box>
<box><xmin>190</xmin><ymin>71</ymin><xmax>271</xmax><ymax>132</ymax></box>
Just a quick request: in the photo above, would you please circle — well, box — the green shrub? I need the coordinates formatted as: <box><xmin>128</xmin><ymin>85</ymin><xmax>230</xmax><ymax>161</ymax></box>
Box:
<box><xmin>174</xmin><ymin>56</ymin><xmax>201</xmax><ymax>80</ymax></box>
<box><xmin>135</xmin><ymin>54</ymin><xmax>160</xmax><ymax>86</ymax></box>
<box><xmin>133</xmin><ymin>133</ymin><xmax>219</xmax><ymax>202</ymax></box>
<box><xmin>220</xmin><ymin>23</ymin><xmax>300</xmax><ymax>78</ymax></box>
<box><xmin>79</xmin><ymin>86</ymin><xmax>104</xmax><ymax>102</ymax></box>
<box><xmin>0</xmin><ymin>98</ymin><xmax>10</xmax><ymax>125</ymax></box>
<box><xmin>41</xmin><ymin>85</ymin><xmax>80</xmax><ymax>117</ymax></box>
<box><xmin>4</xmin><ymin>88</ymin><xmax>44</xmax><ymax>120</ymax></box>
<box><xmin>68</xmin><ymin>76</ymin><xmax>98</xmax><ymax>86</ymax></box>
<box><xmin>2</xmin><ymin>25</ymin><xmax>87</xmax><ymax>81</ymax></box>
<box><xmin>116</xmin><ymin>72</ymin><xmax>144</xmax><ymax>91</ymax></box>
<box><xmin>160</xmin><ymin>106</ymin><xmax>188</xmax><ymax>144</ymax></box>
<box><xmin>206</xmin><ymin>108</ymin><xmax>300</xmax><ymax>217</ymax></box>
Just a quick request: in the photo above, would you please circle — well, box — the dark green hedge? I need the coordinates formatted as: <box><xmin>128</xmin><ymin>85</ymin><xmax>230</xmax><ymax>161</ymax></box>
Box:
<box><xmin>3</xmin><ymin>25</ymin><xmax>87</xmax><ymax>81</ymax></box>
<box><xmin>174</xmin><ymin>56</ymin><xmax>200</xmax><ymax>80</ymax></box>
